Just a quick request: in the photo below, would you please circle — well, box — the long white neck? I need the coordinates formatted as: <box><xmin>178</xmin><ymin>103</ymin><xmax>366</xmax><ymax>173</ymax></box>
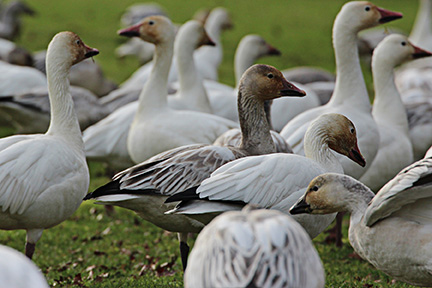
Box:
<box><xmin>410</xmin><ymin>0</ymin><xmax>432</xmax><ymax>48</ymax></box>
<box><xmin>328</xmin><ymin>16</ymin><xmax>370</xmax><ymax>110</ymax></box>
<box><xmin>304</xmin><ymin>126</ymin><xmax>344</xmax><ymax>173</ymax></box>
<box><xmin>175</xmin><ymin>34</ymin><xmax>212</xmax><ymax>113</ymax></box>
<box><xmin>136</xmin><ymin>39</ymin><xmax>173</xmax><ymax>118</ymax></box>
<box><xmin>238</xmin><ymin>88</ymin><xmax>275</xmax><ymax>155</ymax></box>
<box><xmin>371</xmin><ymin>58</ymin><xmax>409</xmax><ymax>132</ymax></box>
<box><xmin>45</xmin><ymin>56</ymin><xmax>83</xmax><ymax>147</ymax></box>
<box><xmin>235</xmin><ymin>42</ymin><xmax>258</xmax><ymax>86</ymax></box>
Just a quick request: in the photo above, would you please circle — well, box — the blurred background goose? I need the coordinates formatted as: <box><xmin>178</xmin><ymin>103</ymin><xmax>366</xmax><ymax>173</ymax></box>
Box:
<box><xmin>291</xmin><ymin>158</ymin><xmax>432</xmax><ymax>286</ymax></box>
<box><xmin>184</xmin><ymin>206</ymin><xmax>325</xmax><ymax>288</ymax></box>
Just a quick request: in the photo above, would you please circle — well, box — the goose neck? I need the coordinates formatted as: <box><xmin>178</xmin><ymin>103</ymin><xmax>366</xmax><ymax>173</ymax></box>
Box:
<box><xmin>304</xmin><ymin>127</ymin><xmax>343</xmax><ymax>173</ymax></box>
<box><xmin>410</xmin><ymin>0</ymin><xmax>432</xmax><ymax>47</ymax></box>
<box><xmin>328</xmin><ymin>22</ymin><xmax>370</xmax><ymax>109</ymax></box>
<box><xmin>372</xmin><ymin>60</ymin><xmax>408</xmax><ymax>130</ymax></box>
<box><xmin>137</xmin><ymin>40</ymin><xmax>173</xmax><ymax>116</ymax></box>
<box><xmin>237</xmin><ymin>89</ymin><xmax>275</xmax><ymax>155</ymax></box>
<box><xmin>234</xmin><ymin>43</ymin><xmax>256</xmax><ymax>86</ymax></box>
<box><xmin>45</xmin><ymin>58</ymin><xmax>82</xmax><ymax>145</ymax></box>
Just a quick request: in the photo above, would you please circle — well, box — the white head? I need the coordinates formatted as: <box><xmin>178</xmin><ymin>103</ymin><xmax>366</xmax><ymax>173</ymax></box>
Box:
<box><xmin>335</xmin><ymin>1</ymin><xmax>402</xmax><ymax>33</ymax></box>
<box><xmin>239</xmin><ymin>35</ymin><xmax>280</xmax><ymax>58</ymax></box>
<box><xmin>176</xmin><ymin>20</ymin><xmax>215</xmax><ymax>50</ymax></box>
<box><xmin>373</xmin><ymin>34</ymin><xmax>432</xmax><ymax>69</ymax></box>
<box><xmin>46</xmin><ymin>31</ymin><xmax>99</xmax><ymax>68</ymax></box>
<box><xmin>206</xmin><ymin>7</ymin><xmax>232</xmax><ymax>30</ymax></box>
<box><xmin>118</xmin><ymin>15</ymin><xmax>175</xmax><ymax>45</ymax></box>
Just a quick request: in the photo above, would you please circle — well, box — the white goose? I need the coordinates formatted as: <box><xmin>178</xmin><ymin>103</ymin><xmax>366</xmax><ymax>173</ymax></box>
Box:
<box><xmin>0</xmin><ymin>244</ymin><xmax>49</xmax><ymax>288</ymax></box>
<box><xmin>83</xmin><ymin>18</ymin><xmax>222</xmax><ymax>170</ymax></box>
<box><xmin>184</xmin><ymin>206</ymin><xmax>325</xmax><ymax>288</ymax></box>
<box><xmin>166</xmin><ymin>113</ymin><xmax>366</xmax><ymax>239</ymax></box>
<box><xmin>359</xmin><ymin>34</ymin><xmax>432</xmax><ymax>191</ymax></box>
<box><xmin>0</xmin><ymin>31</ymin><xmax>96</xmax><ymax>258</ymax></box>
<box><xmin>290</xmin><ymin>157</ymin><xmax>432</xmax><ymax>286</ymax></box>
<box><xmin>120</xmin><ymin>16</ymin><xmax>238</xmax><ymax>164</ymax></box>
<box><xmin>280</xmin><ymin>1</ymin><xmax>402</xmax><ymax>179</ymax></box>
<box><xmin>120</xmin><ymin>7</ymin><xmax>231</xmax><ymax>91</ymax></box>
<box><xmin>0</xmin><ymin>61</ymin><xmax>47</xmax><ymax>97</ymax></box>
<box><xmin>84</xmin><ymin>64</ymin><xmax>306</xmax><ymax>270</ymax></box>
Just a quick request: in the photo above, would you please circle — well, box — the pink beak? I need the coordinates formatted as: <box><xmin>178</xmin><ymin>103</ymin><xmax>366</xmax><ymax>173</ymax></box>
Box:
<box><xmin>412</xmin><ymin>44</ymin><xmax>432</xmax><ymax>59</ymax></box>
<box><xmin>118</xmin><ymin>23</ymin><xmax>141</xmax><ymax>37</ymax></box>
<box><xmin>377</xmin><ymin>7</ymin><xmax>403</xmax><ymax>24</ymax></box>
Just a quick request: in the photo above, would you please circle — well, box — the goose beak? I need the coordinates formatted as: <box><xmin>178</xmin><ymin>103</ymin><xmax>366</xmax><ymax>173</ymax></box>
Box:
<box><xmin>348</xmin><ymin>144</ymin><xmax>366</xmax><ymax>167</ymax></box>
<box><xmin>290</xmin><ymin>196</ymin><xmax>311</xmax><ymax>215</ymax></box>
<box><xmin>412</xmin><ymin>45</ymin><xmax>432</xmax><ymax>59</ymax></box>
<box><xmin>377</xmin><ymin>7</ymin><xmax>403</xmax><ymax>24</ymax></box>
<box><xmin>84</xmin><ymin>45</ymin><xmax>99</xmax><ymax>58</ymax></box>
<box><xmin>118</xmin><ymin>23</ymin><xmax>141</xmax><ymax>37</ymax></box>
<box><xmin>202</xmin><ymin>35</ymin><xmax>216</xmax><ymax>47</ymax></box>
<box><xmin>266</xmin><ymin>44</ymin><xmax>281</xmax><ymax>56</ymax></box>
<box><xmin>280</xmin><ymin>80</ymin><xmax>306</xmax><ymax>97</ymax></box>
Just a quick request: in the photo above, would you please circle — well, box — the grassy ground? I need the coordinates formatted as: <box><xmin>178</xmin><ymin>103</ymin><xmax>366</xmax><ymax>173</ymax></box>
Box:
<box><xmin>0</xmin><ymin>0</ymin><xmax>423</xmax><ymax>287</ymax></box>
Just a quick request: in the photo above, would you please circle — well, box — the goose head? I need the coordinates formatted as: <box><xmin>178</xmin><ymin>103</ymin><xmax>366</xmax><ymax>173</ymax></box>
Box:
<box><xmin>373</xmin><ymin>34</ymin><xmax>432</xmax><ymax>68</ymax></box>
<box><xmin>118</xmin><ymin>15</ymin><xmax>175</xmax><ymax>45</ymax></box>
<box><xmin>306</xmin><ymin>113</ymin><xmax>366</xmax><ymax>167</ymax></box>
<box><xmin>239</xmin><ymin>64</ymin><xmax>306</xmax><ymax>100</ymax></box>
<box><xmin>290</xmin><ymin>173</ymin><xmax>373</xmax><ymax>215</ymax></box>
<box><xmin>177</xmin><ymin>20</ymin><xmax>215</xmax><ymax>50</ymax></box>
<box><xmin>241</xmin><ymin>35</ymin><xmax>281</xmax><ymax>57</ymax></box>
<box><xmin>47</xmin><ymin>32</ymin><xmax>99</xmax><ymax>67</ymax></box>
<box><xmin>336</xmin><ymin>2</ymin><xmax>402</xmax><ymax>33</ymax></box>
<box><xmin>208</xmin><ymin>7</ymin><xmax>233</xmax><ymax>30</ymax></box>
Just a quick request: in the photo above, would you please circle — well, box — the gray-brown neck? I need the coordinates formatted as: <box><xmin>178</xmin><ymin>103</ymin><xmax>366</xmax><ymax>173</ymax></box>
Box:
<box><xmin>238</xmin><ymin>87</ymin><xmax>275</xmax><ymax>155</ymax></box>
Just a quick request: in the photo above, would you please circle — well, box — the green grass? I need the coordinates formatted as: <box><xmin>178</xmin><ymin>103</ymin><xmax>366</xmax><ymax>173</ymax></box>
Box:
<box><xmin>0</xmin><ymin>0</ymin><xmax>423</xmax><ymax>287</ymax></box>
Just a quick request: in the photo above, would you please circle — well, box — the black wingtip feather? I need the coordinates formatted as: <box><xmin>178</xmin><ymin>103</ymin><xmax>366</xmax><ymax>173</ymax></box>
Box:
<box><xmin>83</xmin><ymin>180</ymin><xmax>121</xmax><ymax>200</ymax></box>
<box><xmin>164</xmin><ymin>186</ymin><xmax>200</xmax><ymax>203</ymax></box>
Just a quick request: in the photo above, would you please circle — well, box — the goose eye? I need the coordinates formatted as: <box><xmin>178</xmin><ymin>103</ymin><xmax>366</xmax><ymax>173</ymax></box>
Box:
<box><xmin>148</xmin><ymin>20</ymin><xmax>155</xmax><ymax>25</ymax></box>
<box><xmin>76</xmin><ymin>40</ymin><xmax>81</xmax><ymax>45</ymax></box>
<box><xmin>364</xmin><ymin>6</ymin><xmax>371</xmax><ymax>11</ymax></box>
<box><xmin>267</xmin><ymin>73</ymin><xmax>274</xmax><ymax>79</ymax></box>
<box><xmin>401</xmin><ymin>41</ymin><xmax>406</xmax><ymax>46</ymax></box>
<box><xmin>350</xmin><ymin>128</ymin><xmax>355</xmax><ymax>134</ymax></box>
<box><xmin>311</xmin><ymin>186</ymin><xmax>319</xmax><ymax>192</ymax></box>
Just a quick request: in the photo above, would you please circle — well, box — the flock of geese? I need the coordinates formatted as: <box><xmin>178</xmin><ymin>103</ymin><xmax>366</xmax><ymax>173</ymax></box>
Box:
<box><xmin>0</xmin><ymin>0</ymin><xmax>432</xmax><ymax>287</ymax></box>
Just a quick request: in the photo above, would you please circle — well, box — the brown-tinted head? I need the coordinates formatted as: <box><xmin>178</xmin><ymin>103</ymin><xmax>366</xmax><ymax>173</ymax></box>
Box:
<box><xmin>177</xmin><ymin>20</ymin><xmax>215</xmax><ymax>50</ymax></box>
<box><xmin>238</xmin><ymin>64</ymin><xmax>306</xmax><ymax>101</ymax></box>
<box><xmin>47</xmin><ymin>32</ymin><xmax>99</xmax><ymax>67</ymax></box>
<box><xmin>118</xmin><ymin>15</ymin><xmax>175</xmax><ymax>45</ymax></box>
<box><xmin>316</xmin><ymin>113</ymin><xmax>366</xmax><ymax>167</ymax></box>
<box><xmin>337</xmin><ymin>2</ymin><xmax>402</xmax><ymax>32</ymax></box>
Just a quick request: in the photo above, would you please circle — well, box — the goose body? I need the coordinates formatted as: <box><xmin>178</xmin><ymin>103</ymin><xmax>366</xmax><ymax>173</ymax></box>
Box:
<box><xmin>291</xmin><ymin>160</ymin><xmax>432</xmax><ymax>286</ymax></box>
<box><xmin>0</xmin><ymin>31</ymin><xmax>97</xmax><ymax>258</ymax></box>
<box><xmin>184</xmin><ymin>207</ymin><xmax>325</xmax><ymax>288</ymax></box>
<box><xmin>166</xmin><ymin>113</ymin><xmax>366</xmax><ymax>239</ymax></box>
<box><xmin>0</xmin><ymin>61</ymin><xmax>47</xmax><ymax>96</ymax></box>
<box><xmin>280</xmin><ymin>2</ymin><xmax>402</xmax><ymax>179</ymax></box>
<box><xmin>85</xmin><ymin>64</ymin><xmax>306</xmax><ymax>269</ymax></box>
<box><xmin>359</xmin><ymin>34</ymin><xmax>431</xmax><ymax>191</ymax></box>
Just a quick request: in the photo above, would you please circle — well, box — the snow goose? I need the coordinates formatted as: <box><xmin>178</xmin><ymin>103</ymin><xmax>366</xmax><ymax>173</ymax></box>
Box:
<box><xmin>290</xmin><ymin>157</ymin><xmax>432</xmax><ymax>286</ymax></box>
<box><xmin>166</xmin><ymin>113</ymin><xmax>365</xmax><ymax>240</ymax></box>
<box><xmin>0</xmin><ymin>31</ymin><xmax>97</xmax><ymax>259</ymax></box>
<box><xmin>0</xmin><ymin>244</ymin><xmax>49</xmax><ymax>288</ymax></box>
<box><xmin>280</xmin><ymin>1</ymin><xmax>402</xmax><ymax>179</ymax></box>
<box><xmin>83</xmin><ymin>17</ymin><xmax>219</xmax><ymax>170</ymax></box>
<box><xmin>0</xmin><ymin>85</ymin><xmax>109</xmax><ymax>133</ymax></box>
<box><xmin>0</xmin><ymin>60</ymin><xmax>47</xmax><ymax>96</ymax></box>
<box><xmin>120</xmin><ymin>7</ymin><xmax>231</xmax><ymax>91</ymax></box>
<box><xmin>119</xmin><ymin>16</ymin><xmax>238</xmax><ymax>164</ymax></box>
<box><xmin>184</xmin><ymin>206</ymin><xmax>325</xmax><ymax>288</ymax></box>
<box><xmin>84</xmin><ymin>64</ymin><xmax>306</xmax><ymax>270</ymax></box>
<box><xmin>359</xmin><ymin>34</ymin><xmax>432</xmax><ymax>191</ymax></box>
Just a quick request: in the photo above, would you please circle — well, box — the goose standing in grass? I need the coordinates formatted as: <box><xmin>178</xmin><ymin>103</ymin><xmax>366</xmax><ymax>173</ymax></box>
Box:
<box><xmin>184</xmin><ymin>206</ymin><xmax>325</xmax><ymax>288</ymax></box>
<box><xmin>0</xmin><ymin>31</ymin><xmax>97</xmax><ymax>259</ymax></box>
<box><xmin>84</xmin><ymin>64</ymin><xmax>306</xmax><ymax>270</ymax></box>
<box><xmin>0</xmin><ymin>244</ymin><xmax>49</xmax><ymax>288</ymax></box>
<box><xmin>166</xmin><ymin>113</ymin><xmax>365</xmax><ymax>240</ymax></box>
<box><xmin>290</xmin><ymin>156</ymin><xmax>432</xmax><ymax>286</ymax></box>
<box><xmin>83</xmin><ymin>18</ymin><xmax>221</xmax><ymax>171</ymax></box>
<box><xmin>359</xmin><ymin>34</ymin><xmax>432</xmax><ymax>191</ymax></box>
<box><xmin>280</xmin><ymin>1</ymin><xmax>402</xmax><ymax>180</ymax></box>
